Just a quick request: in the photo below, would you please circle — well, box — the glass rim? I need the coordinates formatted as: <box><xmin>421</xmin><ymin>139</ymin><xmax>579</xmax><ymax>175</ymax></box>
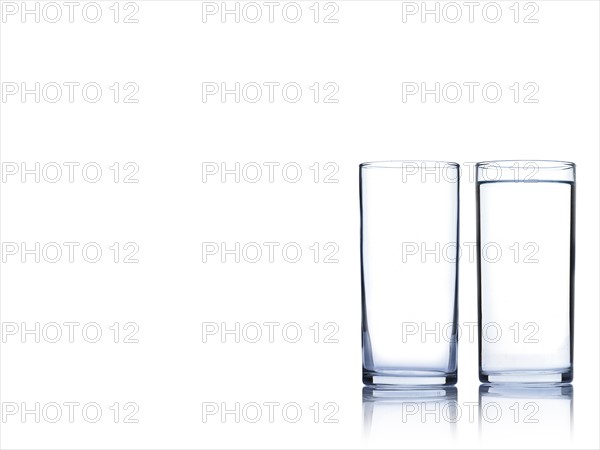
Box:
<box><xmin>476</xmin><ymin>160</ymin><xmax>575</xmax><ymax>170</ymax></box>
<box><xmin>360</xmin><ymin>160</ymin><xmax>460</xmax><ymax>169</ymax></box>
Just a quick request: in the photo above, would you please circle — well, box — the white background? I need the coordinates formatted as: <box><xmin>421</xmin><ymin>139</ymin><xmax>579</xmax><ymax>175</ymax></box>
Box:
<box><xmin>0</xmin><ymin>1</ymin><xmax>598</xmax><ymax>448</ymax></box>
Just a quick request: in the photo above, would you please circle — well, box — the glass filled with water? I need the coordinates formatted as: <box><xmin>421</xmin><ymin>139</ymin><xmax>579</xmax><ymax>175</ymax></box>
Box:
<box><xmin>361</xmin><ymin>161</ymin><xmax>460</xmax><ymax>386</ymax></box>
<box><xmin>476</xmin><ymin>160</ymin><xmax>575</xmax><ymax>383</ymax></box>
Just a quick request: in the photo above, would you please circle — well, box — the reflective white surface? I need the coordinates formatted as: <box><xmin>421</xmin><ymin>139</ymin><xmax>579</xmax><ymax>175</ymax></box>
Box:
<box><xmin>362</xmin><ymin>385</ymin><xmax>576</xmax><ymax>449</ymax></box>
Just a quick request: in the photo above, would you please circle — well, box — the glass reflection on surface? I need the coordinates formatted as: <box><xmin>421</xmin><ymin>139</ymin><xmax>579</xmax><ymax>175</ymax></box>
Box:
<box><xmin>363</xmin><ymin>387</ymin><xmax>458</xmax><ymax>442</ymax></box>
<box><xmin>479</xmin><ymin>384</ymin><xmax>573</xmax><ymax>446</ymax></box>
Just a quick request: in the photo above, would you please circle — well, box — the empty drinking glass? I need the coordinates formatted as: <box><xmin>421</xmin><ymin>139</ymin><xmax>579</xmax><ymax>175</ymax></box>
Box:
<box><xmin>361</xmin><ymin>161</ymin><xmax>460</xmax><ymax>386</ymax></box>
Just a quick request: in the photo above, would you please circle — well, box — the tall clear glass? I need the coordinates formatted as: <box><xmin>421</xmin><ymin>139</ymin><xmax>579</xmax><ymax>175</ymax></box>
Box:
<box><xmin>361</xmin><ymin>161</ymin><xmax>460</xmax><ymax>386</ymax></box>
<box><xmin>476</xmin><ymin>160</ymin><xmax>575</xmax><ymax>383</ymax></box>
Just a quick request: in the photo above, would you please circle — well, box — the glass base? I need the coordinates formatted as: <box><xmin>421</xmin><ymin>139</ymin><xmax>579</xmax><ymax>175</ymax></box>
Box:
<box><xmin>479</xmin><ymin>369</ymin><xmax>573</xmax><ymax>384</ymax></box>
<box><xmin>363</xmin><ymin>369</ymin><xmax>457</xmax><ymax>387</ymax></box>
